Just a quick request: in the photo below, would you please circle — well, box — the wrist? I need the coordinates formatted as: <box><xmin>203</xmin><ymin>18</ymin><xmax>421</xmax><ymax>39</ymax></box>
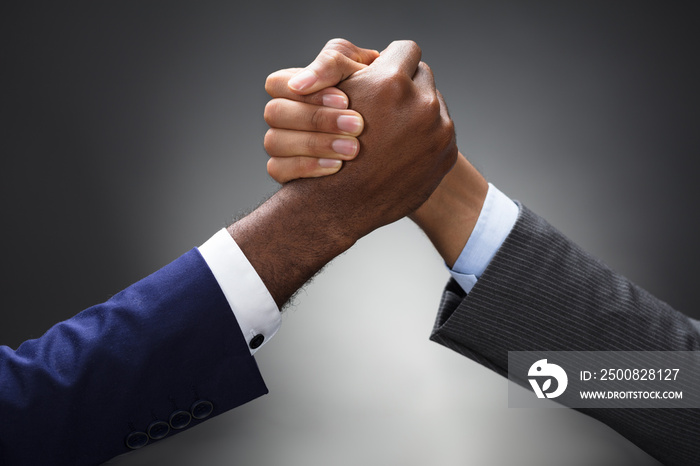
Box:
<box><xmin>410</xmin><ymin>153</ymin><xmax>488</xmax><ymax>268</ymax></box>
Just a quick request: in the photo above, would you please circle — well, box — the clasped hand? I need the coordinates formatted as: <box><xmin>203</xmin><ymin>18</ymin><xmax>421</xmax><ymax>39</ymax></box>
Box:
<box><xmin>264</xmin><ymin>39</ymin><xmax>458</xmax><ymax>237</ymax></box>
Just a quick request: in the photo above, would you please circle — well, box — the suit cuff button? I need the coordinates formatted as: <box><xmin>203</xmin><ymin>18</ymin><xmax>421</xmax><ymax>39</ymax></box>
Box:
<box><xmin>191</xmin><ymin>400</ymin><xmax>214</xmax><ymax>420</ymax></box>
<box><xmin>169</xmin><ymin>410</ymin><xmax>192</xmax><ymax>430</ymax></box>
<box><xmin>147</xmin><ymin>420</ymin><xmax>170</xmax><ymax>440</ymax></box>
<box><xmin>125</xmin><ymin>431</ymin><xmax>149</xmax><ymax>450</ymax></box>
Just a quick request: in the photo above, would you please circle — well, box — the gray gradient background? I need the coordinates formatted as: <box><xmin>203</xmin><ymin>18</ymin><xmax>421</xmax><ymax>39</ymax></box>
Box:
<box><xmin>3</xmin><ymin>1</ymin><xmax>698</xmax><ymax>465</ymax></box>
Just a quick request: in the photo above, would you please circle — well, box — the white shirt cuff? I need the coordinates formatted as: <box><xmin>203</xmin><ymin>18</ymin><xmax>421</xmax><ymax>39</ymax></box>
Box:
<box><xmin>449</xmin><ymin>183</ymin><xmax>519</xmax><ymax>293</ymax></box>
<box><xmin>198</xmin><ymin>228</ymin><xmax>281</xmax><ymax>355</ymax></box>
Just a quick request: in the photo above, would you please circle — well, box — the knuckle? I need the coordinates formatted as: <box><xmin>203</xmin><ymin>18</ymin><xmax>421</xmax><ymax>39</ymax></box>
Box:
<box><xmin>319</xmin><ymin>49</ymin><xmax>345</xmax><ymax>68</ymax></box>
<box><xmin>263</xmin><ymin>130</ymin><xmax>275</xmax><ymax>153</ymax></box>
<box><xmin>438</xmin><ymin>121</ymin><xmax>456</xmax><ymax>154</ymax></box>
<box><xmin>264</xmin><ymin>71</ymin><xmax>284</xmax><ymax>96</ymax></box>
<box><xmin>264</xmin><ymin>73</ymin><xmax>276</xmax><ymax>95</ymax></box>
<box><xmin>443</xmin><ymin>118</ymin><xmax>455</xmax><ymax>137</ymax></box>
<box><xmin>263</xmin><ymin>100</ymin><xmax>279</xmax><ymax>124</ymax></box>
<box><xmin>325</xmin><ymin>38</ymin><xmax>354</xmax><ymax>56</ymax></box>
<box><xmin>266</xmin><ymin>158</ymin><xmax>282</xmax><ymax>181</ymax></box>
<box><xmin>301</xmin><ymin>134</ymin><xmax>320</xmax><ymax>155</ymax></box>
<box><xmin>418</xmin><ymin>61</ymin><xmax>433</xmax><ymax>76</ymax></box>
<box><xmin>309</xmin><ymin>106</ymin><xmax>329</xmax><ymax>131</ymax></box>
<box><xmin>326</xmin><ymin>38</ymin><xmax>352</xmax><ymax>48</ymax></box>
<box><xmin>440</xmin><ymin>122</ymin><xmax>456</xmax><ymax>150</ymax></box>
<box><xmin>389</xmin><ymin>39</ymin><xmax>421</xmax><ymax>56</ymax></box>
<box><xmin>266</xmin><ymin>68</ymin><xmax>303</xmax><ymax>96</ymax></box>
<box><xmin>379</xmin><ymin>72</ymin><xmax>411</xmax><ymax>97</ymax></box>
<box><xmin>424</xmin><ymin>93</ymin><xmax>441</xmax><ymax>114</ymax></box>
<box><xmin>372</xmin><ymin>65</ymin><xmax>403</xmax><ymax>87</ymax></box>
<box><xmin>383</xmin><ymin>64</ymin><xmax>403</xmax><ymax>79</ymax></box>
<box><xmin>400</xmin><ymin>39</ymin><xmax>421</xmax><ymax>56</ymax></box>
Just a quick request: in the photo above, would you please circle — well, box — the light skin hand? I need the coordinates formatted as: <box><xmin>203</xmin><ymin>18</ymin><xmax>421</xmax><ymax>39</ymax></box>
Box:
<box><xmin>263</xmin><ymin>39</ymin><xmax>381</xmax><ymax>182</ymax></box>
<box><xmin>264</xmin><ymin>38</ymin><xmax>489</xmax><ymax>268</ymax></box>
<box><xmin>264</xmin><ymin>69</ymin><xmax>364</xmax><ymax>183</ymax></box>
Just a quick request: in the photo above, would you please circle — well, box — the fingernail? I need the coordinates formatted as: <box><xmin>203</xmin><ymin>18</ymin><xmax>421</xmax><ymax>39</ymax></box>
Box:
<box><xmin>322</xmin><ymin>93</ymin><xmax>348</xmax><ymax>109</ymax></box>
<box><xmin>331</xmin><ymin>139</ymin><xmax>358</xmax><ymax>156</ymax></box>
<box><xmin>288</xmin><ymin>69</ymin><xmax>318</xmax><ymax>91</ymax></box>
<box><xmin>337</xmin><ymin>115</ymin><xmax>362</xmax><ymax>134</ymax></box>
<box><xmin>318</xmin><ymin>158</ymin><xmax>342</xmax><ymax>169</ymax></box>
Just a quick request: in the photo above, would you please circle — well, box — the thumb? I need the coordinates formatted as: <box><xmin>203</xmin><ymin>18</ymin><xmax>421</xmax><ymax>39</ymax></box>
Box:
<box><xmin>288</xmin><ymin>38</ymin><xmax>379</xmax><ymax>94</ymax></box>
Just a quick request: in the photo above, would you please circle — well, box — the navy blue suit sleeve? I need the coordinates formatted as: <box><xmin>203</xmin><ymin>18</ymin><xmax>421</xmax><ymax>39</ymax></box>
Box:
<box><xmin>0</xmin><ymin>249</ymin><xmax>268</xmax><ymax>465</ymax></box>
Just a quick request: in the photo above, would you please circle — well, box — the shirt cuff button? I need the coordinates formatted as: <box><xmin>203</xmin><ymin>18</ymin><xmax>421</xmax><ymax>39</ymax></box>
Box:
<box><xmin>249</xmin><ymin>334</ymin><xmax>264</xmax><ymax>349</ymax></box>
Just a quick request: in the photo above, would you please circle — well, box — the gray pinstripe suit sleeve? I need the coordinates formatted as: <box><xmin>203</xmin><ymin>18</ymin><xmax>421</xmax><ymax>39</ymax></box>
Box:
<box><xmin>430</xmin><ymin>204</ymin><xmax>700</xmax><ymax>465</ymax></box>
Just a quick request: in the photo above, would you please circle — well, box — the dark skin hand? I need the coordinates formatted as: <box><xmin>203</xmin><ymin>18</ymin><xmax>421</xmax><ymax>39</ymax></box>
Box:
<box><xmin>229</xmin><ymin>40</ymin><xmax>457</xmax><ymax>308</ymax></box>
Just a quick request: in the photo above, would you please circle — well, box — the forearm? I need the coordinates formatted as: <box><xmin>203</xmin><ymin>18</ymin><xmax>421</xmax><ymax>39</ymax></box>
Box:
<box><xmin>228</xmin><ymin>180</ymin><xmax>359</xmax><ymax>308</ymax></box>
<box><xmin>410</xmin><ymin>152</ymin><xmax>488</xmax><ymax>268</ymax></box>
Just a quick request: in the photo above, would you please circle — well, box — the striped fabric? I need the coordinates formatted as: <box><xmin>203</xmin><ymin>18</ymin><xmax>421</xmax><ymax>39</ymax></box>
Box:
<box><xmin>431</xmin><ymin>204</ymin><xmax>700</xmax><ymax>465</ymax></box>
